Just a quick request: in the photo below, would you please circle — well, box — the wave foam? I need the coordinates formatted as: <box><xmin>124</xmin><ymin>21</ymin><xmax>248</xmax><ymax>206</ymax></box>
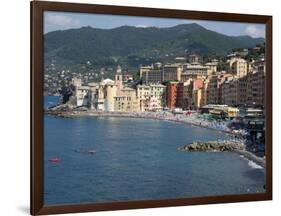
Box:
<box><xmin>248</xmin><ymin>160</ymin><xmax>263</xmax><ymax>169</ymax></box>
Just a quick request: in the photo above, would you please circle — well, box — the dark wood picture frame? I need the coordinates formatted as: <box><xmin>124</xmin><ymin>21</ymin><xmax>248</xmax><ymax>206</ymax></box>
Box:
<box><xmin>31</xmin><ymin>1</ymin><xmax>272</xmax><ymax>215</ymax></box>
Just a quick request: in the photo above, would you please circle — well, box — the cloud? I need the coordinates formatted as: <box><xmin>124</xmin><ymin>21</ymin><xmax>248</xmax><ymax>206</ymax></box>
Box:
<box><xmin>244</xmin><ymin>25</ymin><xmax>265</xmax><ymax>38</ymax></box>
<box><xmin>45</xmin><ymin>14</ymin><xmax>81</xmax><ymax>32</ymax></box>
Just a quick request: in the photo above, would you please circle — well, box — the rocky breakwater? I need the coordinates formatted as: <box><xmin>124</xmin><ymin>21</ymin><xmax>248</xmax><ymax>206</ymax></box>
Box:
<box><xmin>44</xmin><ymin>103</ymin><xmax>86</xmax><ymax>117</ymax></box>
<box><xmin>179</xmin><ymin>140</ymin><xmax>265</xmax><ymax>168</ymax></box>
<box><xmin>179</xmin><ymin>140</ymin><xmax>245</xmax><ymax>152</ymax></box>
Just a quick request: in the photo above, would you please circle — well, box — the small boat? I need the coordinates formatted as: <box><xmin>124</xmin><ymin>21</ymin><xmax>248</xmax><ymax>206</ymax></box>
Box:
<box><xmin>74</xmin><ymin>149</ymin><xmax>97</xmax><ymax>155</ymax></box>
<box><xmin>87</xmin><ymin>150</ymin><xmax>97</xmax><ymax>154</ymax></box>
<box><xmin>48</xmin><ymin>158</ymin><xmax>61</xmax><ymax>163</ymax></box>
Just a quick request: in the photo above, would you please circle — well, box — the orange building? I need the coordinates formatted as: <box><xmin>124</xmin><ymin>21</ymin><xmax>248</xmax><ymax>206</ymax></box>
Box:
<box><xmin>166</xmin><ymin>82</ymin><xmax>178</xmax><ymax>109</ymax></box>
<box><xmin>176</xmin><ymin>82</ymin><xmax>184</xmax><ymax>108</ymax></box>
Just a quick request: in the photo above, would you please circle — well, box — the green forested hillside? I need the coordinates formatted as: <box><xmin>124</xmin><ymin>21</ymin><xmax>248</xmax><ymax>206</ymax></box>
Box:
<box><xmin>44</xmin><ymin>23</ymin><xmax>264</xmax><ymax>69</ymax></box>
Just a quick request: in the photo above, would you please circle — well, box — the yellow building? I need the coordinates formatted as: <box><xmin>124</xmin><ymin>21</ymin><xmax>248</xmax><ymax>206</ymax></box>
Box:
<box><xmin>114</xmin><ymin>88</ymin><xmax>139</xmax><ymax>112</ymax></box>
<box><xmin>209</xmin><ymin>107</ymin><xmax>239</xmax><ymax>119</ymax></box>
<box><xmin>193</xmin><ymin>88</ymin><xmax>203</xmax><ymax>109</ymax></box>
<box><xmin>137</xmin><ymin>85</ymin><xmax>150</xmax><ymax>111</ymax></box>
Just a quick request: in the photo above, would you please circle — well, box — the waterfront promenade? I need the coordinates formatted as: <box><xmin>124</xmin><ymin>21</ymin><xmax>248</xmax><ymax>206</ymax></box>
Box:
<box><xmin>46</xmin><ymin>109</ymin><xmax>233</xmax><ymax>134</ymax></box>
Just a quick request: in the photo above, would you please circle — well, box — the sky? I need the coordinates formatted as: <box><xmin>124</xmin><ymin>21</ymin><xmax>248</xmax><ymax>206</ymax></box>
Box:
<box><xmin>44</xmin><ymin>11</ymin><xmax>265</xmax><ymax>38</ymax></box>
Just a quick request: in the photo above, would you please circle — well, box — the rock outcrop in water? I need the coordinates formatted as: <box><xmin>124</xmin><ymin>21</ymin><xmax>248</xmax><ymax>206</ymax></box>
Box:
<box><xmin>179</xmin><ymin>140</ymin><xmax>245</xmax><ymax>152</ymax></box>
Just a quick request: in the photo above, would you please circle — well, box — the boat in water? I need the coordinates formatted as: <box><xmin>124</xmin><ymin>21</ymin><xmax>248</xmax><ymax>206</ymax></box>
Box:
<box><xmin>74</xmin><ymin>149</ymin><xmax>97</xmax><ymax>155</ymax></box>
<box><xmin>87</xmin><ymin>150</ymin><xmax>97</xmax><ymax>154</ymax></box>
<box><xmin>48</xmin><ymin>158</ymin><xmax>61</xmax><ymax>163</ymax></box>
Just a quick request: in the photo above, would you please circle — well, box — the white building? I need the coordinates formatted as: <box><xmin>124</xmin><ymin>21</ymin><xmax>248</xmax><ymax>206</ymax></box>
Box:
<box><xmin>76</xmin><ymin>86</ymin><xmax>90</xmax><ymax>107</ymax></box>
<box><xmin>104</xmin><ymin>82</ymin><xmax>117</xmax><ymax>112</ymax></box>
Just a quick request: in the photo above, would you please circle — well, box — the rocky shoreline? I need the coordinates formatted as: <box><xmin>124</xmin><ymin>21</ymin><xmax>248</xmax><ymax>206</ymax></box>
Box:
<box><xmin>179</xmin><ymin>140</ymin><xmax>246</xmax><ymax>152</ymax></box>
<box><xmin>179</xmin><ymin>140</ymin><xmax>265</xmax><ymax>168</ymax></box>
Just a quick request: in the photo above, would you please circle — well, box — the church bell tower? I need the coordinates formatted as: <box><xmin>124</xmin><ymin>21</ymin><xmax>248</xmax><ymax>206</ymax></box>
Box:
<box><xmin>115</xmin><ymin>65</ymin><xmax>123</xmax><ymax>94</ymax></box>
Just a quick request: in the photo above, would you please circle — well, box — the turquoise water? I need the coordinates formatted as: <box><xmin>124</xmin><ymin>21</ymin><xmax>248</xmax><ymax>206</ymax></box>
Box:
<box><xmin>44</xmin><ymin>96</ymin><xmax>265</xmax><ymax>205</ymax></box>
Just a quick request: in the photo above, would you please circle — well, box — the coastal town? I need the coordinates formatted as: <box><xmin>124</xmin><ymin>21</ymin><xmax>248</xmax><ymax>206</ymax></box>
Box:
<box><xmin>46</xmin><ymin>45</ymin><xmax>266</xmax><ymax>160</ymax></box>
<box><xmin>47</xmin><ymin>47</ymin><xmax>265</xmax><ymax>111</ymax></box>
<box><xmin>41</xmin><ymin>12</ymin><xmax>269</xmax><ymax>205</ymax></box>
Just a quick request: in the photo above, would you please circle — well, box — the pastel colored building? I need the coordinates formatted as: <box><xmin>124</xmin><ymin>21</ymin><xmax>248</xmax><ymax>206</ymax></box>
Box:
<box><xmin>114</xmin><ymin>88</ymin><xmax>139</xmax><ymax>112</ymax></box>
<box><xmin>228</xmin><ymin>57</ymin><xmax>248</xmax><ymax>78</ymax></box>
<box><xmin>205</xmin><ymin>75</ymin><xmax>219</xmax><ymax>105</ymax></box>
<box><xmin>247</xmin><ymin>60</ymin><xmax>265</xmax><ymax>107</ymax></box>
<box><xmin>137</xmin><ymin>84</ymin><xmax>166</xmax><ymax>111</ymax></box>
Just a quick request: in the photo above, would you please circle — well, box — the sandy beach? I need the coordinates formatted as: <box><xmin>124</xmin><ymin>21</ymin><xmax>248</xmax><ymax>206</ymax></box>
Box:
<box><xmin>46</xmin><ymin>110</ymin><xmax>233</xmax><ymax>133</ymax></box>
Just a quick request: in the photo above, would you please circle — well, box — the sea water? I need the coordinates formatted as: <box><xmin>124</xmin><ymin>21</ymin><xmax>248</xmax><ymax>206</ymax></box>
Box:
<box><xmin>44</xmin><ymin>96</ymin><xmax>265</xmax><ymax>205</ymax></box>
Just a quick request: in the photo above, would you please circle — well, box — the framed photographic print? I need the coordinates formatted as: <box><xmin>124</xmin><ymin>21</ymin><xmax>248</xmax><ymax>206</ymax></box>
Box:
<box><xmin>31</xmin><ymin>0</ymin><xmax>272</xmax><ymax>215</ymax></box>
